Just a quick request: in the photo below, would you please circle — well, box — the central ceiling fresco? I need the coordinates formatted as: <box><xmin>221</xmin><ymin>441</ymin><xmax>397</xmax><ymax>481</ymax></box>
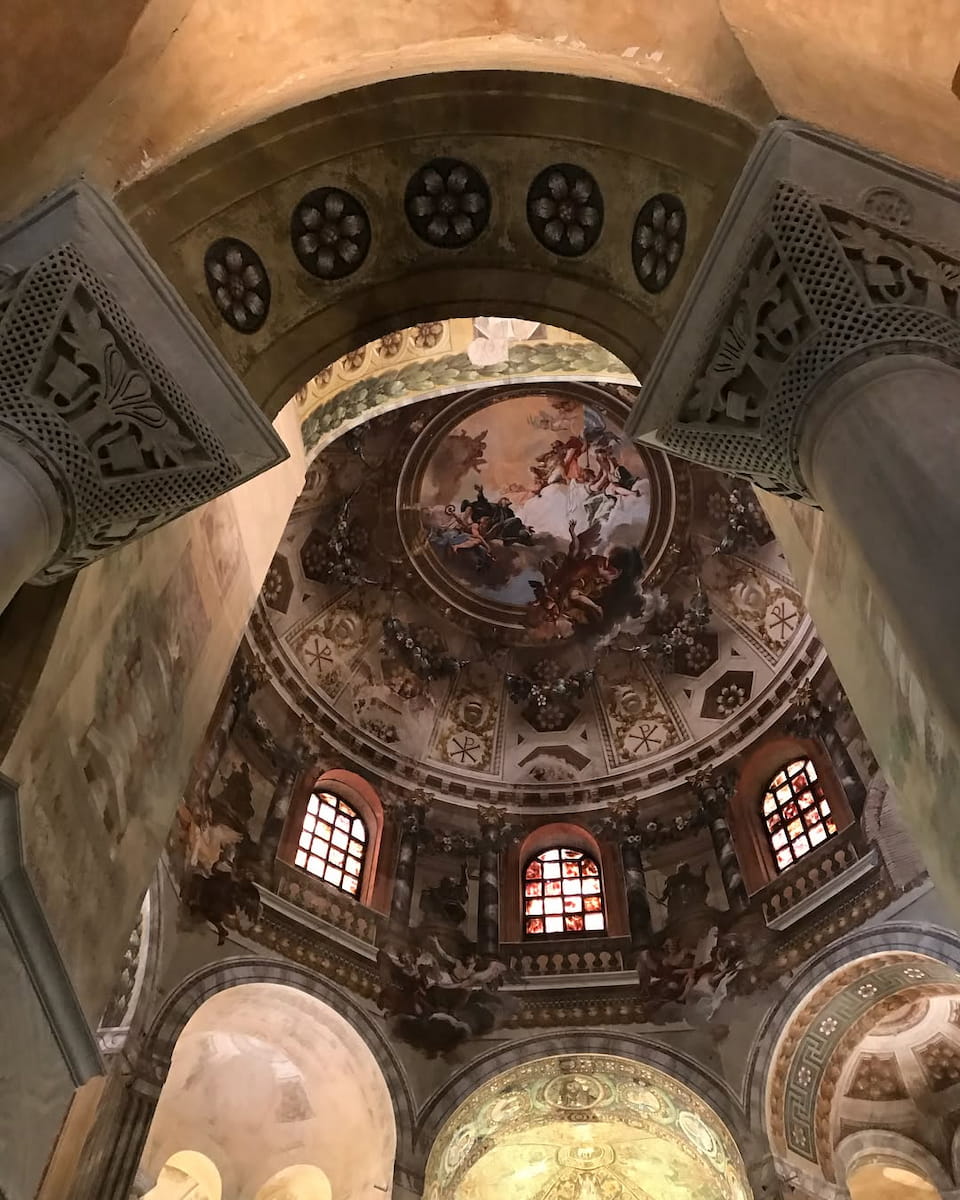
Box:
<box><xmin>401</xmin><ymin>390</ymin><xmax>661</xmax><ymax>638</ymax></box>
<box><xmin>256</xmin><ymin>380</ymin><xmax>818</xmax><ymax>804</ymax></box>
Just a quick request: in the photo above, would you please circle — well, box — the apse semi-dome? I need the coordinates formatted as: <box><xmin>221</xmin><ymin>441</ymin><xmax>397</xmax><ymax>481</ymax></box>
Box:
<box><xmin>424</xmin><ymin>1054</ymin><xmax>751</xmax><ymax>1200</ymax></box>
<box><xmin>254</xmin><ymin>380</ymin><xmax>820</xmax><ymax>805</ymax></box>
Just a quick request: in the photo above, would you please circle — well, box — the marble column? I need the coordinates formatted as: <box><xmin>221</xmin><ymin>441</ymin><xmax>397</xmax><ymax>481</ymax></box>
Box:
<box><xmin>68</xmin><ymin>1080</ymin><xmax>158</xmax><ymax>1200</ymax></box>
<box><xmin>801</xmin><ymin>356</ymin><xmax>960</xmax><ymax>755</ymax></box>
<box><xmin>689</xmin><ymin>771</ymin><xmax>747</xmax><ymax>913</ymax></box>
<box><xmin>626</xmin><ymin>119</ymin><xmax>960</xmax><ymax>918</ymax></box>
<box><xmin>388</xmin><ymin>791</ymin><xmax>430</xmax><ymax>931</ymax></box>
<box><xmin>0</xmin><ymin>182</ymin><xmax>285</xmax><ymax>612</ymax></box>
<box><xmin>256</xmin><ymin>762</ymin><xmax>299</xmax><ymax>883</ymax></box>
<box><xmin>476</xmin><ymin>806</ymin><xmax>506</xmax><ymax>958</ymax></box>
<box><xmin>620</xmin><ymin>834</ymin><xmax>654</xmax><ymax>949</ymax></box>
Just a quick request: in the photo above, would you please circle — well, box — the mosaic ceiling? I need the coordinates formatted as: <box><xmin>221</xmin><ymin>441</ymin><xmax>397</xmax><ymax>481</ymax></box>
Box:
<box><xmin>424</xmin><ymin>1055</ymin><xmax>750</xmax><ymax>1200</ymax></box>
<box><xmin>255</xmin><ymin>379</ymin><xmax>818</xmax><ymax>804</ymax></box>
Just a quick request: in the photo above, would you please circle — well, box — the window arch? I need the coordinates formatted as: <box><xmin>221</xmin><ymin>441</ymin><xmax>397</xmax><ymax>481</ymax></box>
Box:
<box><xmin>523</xmin><ymin>847</ymin><xmax>605</xmax><ymax>936</ymax></box>
<box><xmin>762</xmin><ymin>756</ymin><xmax>838</xmax><ymax>872</ymax></box>
<box><xmin>294</xmin><ymin>790</ymin><xmax>367</xmax><ymax>896</ymax></box>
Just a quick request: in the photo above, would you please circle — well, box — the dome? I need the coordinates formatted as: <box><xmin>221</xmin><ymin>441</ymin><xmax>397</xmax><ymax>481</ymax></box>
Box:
<box><xmin>256</xmin><ymin>379</ymin><xmax>818</xmax><ymax>805</ymax></box>
<box><xmin>424</xmin><ymin>1055</ymin><xmax>750</xmax><ymax>1200</ymax></box>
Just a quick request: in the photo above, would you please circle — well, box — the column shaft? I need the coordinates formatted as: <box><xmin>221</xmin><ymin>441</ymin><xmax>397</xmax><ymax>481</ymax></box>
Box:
<box><xmin>0</xmin><ymin>437</ymin><xmax>64</xmax><ymax>613</ymax></box>
<box><xmin>477</xmin><ymin>831</ymin><xmax>500</xmax><ymax>958</ymax></box>
<box><xmin>257</xmin><ymin>765</ymin><xmax>298</xmax><ymax>882</ymax></box>
<box><xmin>803</xmin><ymin>357</ymin><xmax>960</xmax><ymax>748</ymax></box>
<box><xmin>707</xmin><ymin>816</ymin><xmax>747</xmax><ymax>913</ymax></box>
<box><xmin>390</xmin><ymin>827</ymin><xmax>418</xmax><ymax>928</ymax></box>
<box><xmin>620</xmin><ymin>838</ymin><xmax>654</xmax><ymax>948</ymax></box>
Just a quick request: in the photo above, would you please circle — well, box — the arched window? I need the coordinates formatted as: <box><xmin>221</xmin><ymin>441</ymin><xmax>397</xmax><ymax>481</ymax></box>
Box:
<box><xmin>763</xmin><ymin>757</ymin><xmax>838</xmax><ymax>872</ymax></box>
<box><xmin>294</xmin><ymin>791</ymin><xmax>367</xmax><ymax>896</ymax></box>
<box><xmin>523</xmin><ymin>847</ymin><xmax>605</xmax><ymax>936</ymax></box>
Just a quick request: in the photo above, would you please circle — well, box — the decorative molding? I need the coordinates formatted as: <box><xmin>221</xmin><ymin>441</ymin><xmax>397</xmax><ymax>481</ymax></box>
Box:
<box><xmin>0</xmin><ymin>181</ymin><xmax>287</xmax><ymax>580</ymax></box>
<box><xmin>764</xmin><ymin>847</ymin><xmax>879</xmax><ymax>930</ymax></box>
<box><xmin>627</xmin><ymin>120</ymin><xmax>960</xmax><ymax>502</ymax></box>
<box><xmin>0</xmin><ymin>772</ymin><xmax>101</xmax><ymax>1084</ymax></box>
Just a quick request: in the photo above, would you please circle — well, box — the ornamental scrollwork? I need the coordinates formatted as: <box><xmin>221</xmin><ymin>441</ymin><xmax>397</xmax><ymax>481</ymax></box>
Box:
<box><xmin>681</xmin><ymin>240</ymin><xmax>814</xmax><ymax>429</ymax></box>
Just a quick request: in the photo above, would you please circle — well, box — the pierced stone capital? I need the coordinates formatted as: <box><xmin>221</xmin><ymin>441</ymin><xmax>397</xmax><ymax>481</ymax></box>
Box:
<box><xmin>627</xmin><ymin>121</ymin><xmax>960</xmax><ymax>502</ymax></box>
<box><xmin>0</xmin><ymin>182</ymin><xmax>286</xmax><ymax>580</ymax></box>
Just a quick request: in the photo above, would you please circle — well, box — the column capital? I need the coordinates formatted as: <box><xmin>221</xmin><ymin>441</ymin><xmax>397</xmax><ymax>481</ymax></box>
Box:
<box><xmin>0</xmin><ymin>181</ymin><xmax>286</xmax><ymax>581</ymax></box>
<box><xmin>627</xmin><ymin>120</ymin><xmax>960</xmax><ymax>503</ymax></box>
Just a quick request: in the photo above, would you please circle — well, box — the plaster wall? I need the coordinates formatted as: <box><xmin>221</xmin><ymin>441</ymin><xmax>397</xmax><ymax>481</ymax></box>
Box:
<box><xmin>4</xmin><ymin>0</ymin><xmax>959</xmax><ymax>224</ymax></box>
<box><xmin>0</xmin><ymin>403</ymin><xmax>305</xmax><ymax>1024</ymax></box>
<box><xmin>720</xmin><ymin>0</ymin><xmax>960</xmax><ymax>179</ymax></box>
<box><xmin>0</xmin><ymin>0</ymin><xmax>767</xmax><ymax>215</ymax></box>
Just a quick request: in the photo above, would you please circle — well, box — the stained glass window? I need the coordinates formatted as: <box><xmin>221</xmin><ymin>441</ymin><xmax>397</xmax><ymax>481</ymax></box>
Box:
<box><xmin>294</xmin><ymin>791</ymin><xmax>366</xmax><ymax>897</ymax></box>
<box><xmin>762</xmin><ymin>757</ymin><xmax>838</xmax><ymax>873</ymax></box>
<box><xmin>523</xmin><ymin>847</ymin><xmax>605</xmax><ymax>936</ymax></box>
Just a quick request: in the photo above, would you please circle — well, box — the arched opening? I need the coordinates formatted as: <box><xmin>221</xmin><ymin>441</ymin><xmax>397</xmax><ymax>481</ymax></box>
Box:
<box><xmin>142</xmin><ymin>1151</ymin><xmax>222</xmax><ymax>1200</ymax></box>
<box><xmin>117</xmin><ymin>72</ymin><xmax>757</xmax><ymax>421</ymax></box>
<box><xmin>279</xmin><ymin>769</ymin><xmax>386</xmax><ymax>910</ymax></box>
<box><xmin>522</xmin><ymin>846</ymin><xmax>605</xmax><ymax>937</ymax></box>
<box><xmin>254</xmin><ymin>1164</ymin><xmax>332</xmax><ymax>1200</ymax></box>
<box><xmin>138</xmin><ymin>982</ymin><xmax>397</xmax><ymax>1199</ymax></box>
<box><xmin>423</xmin><ymin>1053</ymin><xmax>751</xmax><ymax>1200</ymax></box>
<box><xmin>848</xmin><ymin>1162</ymin><xmax>941</xmax><ymax>1200</ymax></box>
<box><xmin>763</xmin><ymin>945</ymin><xmax>960</xmax><ymax>1192</ymax></box>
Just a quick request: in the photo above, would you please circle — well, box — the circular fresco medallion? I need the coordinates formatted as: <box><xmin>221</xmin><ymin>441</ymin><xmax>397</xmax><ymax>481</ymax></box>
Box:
<box><xmin>398</xmin><ymin>387</ymin><xmax>672</xmax><ymax>642</ymax></box>
<box><xmin>678</xmin><ymin>1109</ymin><xmax>720</xmax><ymax>1162</ymax></box>
<box><xmin>486</xmin><ymin>1088</ymin><xmax>532</xmax><ymax>1128</ymax></box>
<box><xmin>619</xmin><ymin>1081</ymin><xmax>666</xmax><ymax>1117</ymax></box>
<box><xmin>542</xmin><ymin>1072</ymin><xmax>607</xmax><ymax>1111</ymax></box>
<box><xmin>442</xmin><ymin>1122</ymin><xmax>477</xmax><ymax>1177</ymax></box>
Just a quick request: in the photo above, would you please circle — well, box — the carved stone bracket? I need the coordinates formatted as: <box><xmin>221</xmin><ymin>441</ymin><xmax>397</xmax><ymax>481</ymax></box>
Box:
<box><xmin>627</xmin><ymin>121</ymin><xmax>960</xmax><ymax>502</ymax></box>
<box><xmin>0</xmin><ymin>182</ymin><xmax>286</xmax><ymax>580</ymax></box>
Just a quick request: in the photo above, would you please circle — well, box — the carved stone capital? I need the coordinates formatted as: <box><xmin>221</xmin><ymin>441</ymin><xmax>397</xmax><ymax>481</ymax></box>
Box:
<box><xmin>628</xmin><ymin>121</ymin><xmax>960</xmax><ymax>502</ymax></box>
<box><xmin>0</xmin><ymin>182</ymin><xmax>286</xmax><ymax>579</ymax></box>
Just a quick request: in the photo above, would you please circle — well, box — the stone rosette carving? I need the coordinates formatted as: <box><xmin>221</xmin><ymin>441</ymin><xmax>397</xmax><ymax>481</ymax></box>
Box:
<box><xmin>405</xmin><ymin>158</ymin><xmax>490</xmax><ymax>248</ymax></box>
<box><xmin>0</xmin><ymin>183</ymin><xmax>286</xmax><ymax>580</ymax></box>
<box><xmin>633</xmin><ymin>193</ymin><xmax>686</xmax><ymax>292</ymax></box>
<box><xmin>527</xmin><ymin>163</ymin><xmax>604</xmax><ymax>257</ymax></box>
<box><xmin>290</xmin><ymin>187</ymin><xmax>371</xmax><ymax>280</ymax></box>
<box><xmin>627</xmin><ymin>121</ymin><xmax>960</xmax><ymax>501</ymax></box>
<box><xmin>204</xmin><ymin>237</ymin><xmax>271</xmax><ymax>332</ymax></box>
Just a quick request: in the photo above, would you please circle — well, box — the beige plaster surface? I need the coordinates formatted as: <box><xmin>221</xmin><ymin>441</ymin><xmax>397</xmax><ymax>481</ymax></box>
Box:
<box><xmin>5</xmin><ymin>0</ymin><xmax>960</xmax><ymax>220</ymax></box>
<box><xmin>721</xmin><ymin>0</ymin><xmax>960</xmax><ymax>178</ymax></box>
<box><xmin>1</xmin><ymin>0</ymin><xmax>768</xmax><ymax>214</ymax></box>
<box><xmin>0</xmin><ymin>403</ymin><xmax>305</xmax><ymax>1022</ymax></box>
<box><xmin>141</xmin><ymin>983</ymin><xmax>396</xmax><ymax>1200</ymax></box>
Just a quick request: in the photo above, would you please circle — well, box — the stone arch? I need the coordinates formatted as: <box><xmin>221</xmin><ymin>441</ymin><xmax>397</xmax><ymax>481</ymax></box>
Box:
<box><xmin>118</xmin><ymin>71</ymin><xmax>756</xmax><ymax>422</ymax></box>
<box><xmin>419</xmin><ymin>1046</ymin><xmax>753</xmax><ymax>1200</ymax></box>
<box><xmin>413</xmin><ymin>1028</ymin><xmax>752</xmax><ymax>1171</ymax></box>
<box><xmin>746</xmin><ymin>923</ymin><xmax>960</xmax><ymax>1186</ymax></box>
<box><xmin>138</xmin><ymin>957</ymin><xmax>416</xmax><ymax>1169</ymax></box>
<box><xmin>836</xmin><ymin>1130</ymin><xmax>953</xmax><ymax>1195</ymax></box>
<box><xmin>139</xmin><ymin>976</ymin><xmax>401</xmax><ymax>1198</ymax></box>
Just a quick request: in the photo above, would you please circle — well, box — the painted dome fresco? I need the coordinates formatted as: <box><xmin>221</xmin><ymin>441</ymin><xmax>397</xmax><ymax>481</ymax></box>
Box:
<box><xmin>254</xmin><ymin>380</ymin><xmax>819</xmax><ymax>805</ymax></box>
<box><xmin>424</xmin><ymin>1055</ymin><xmax>751</xmax><ymax>1200</ymax></box>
